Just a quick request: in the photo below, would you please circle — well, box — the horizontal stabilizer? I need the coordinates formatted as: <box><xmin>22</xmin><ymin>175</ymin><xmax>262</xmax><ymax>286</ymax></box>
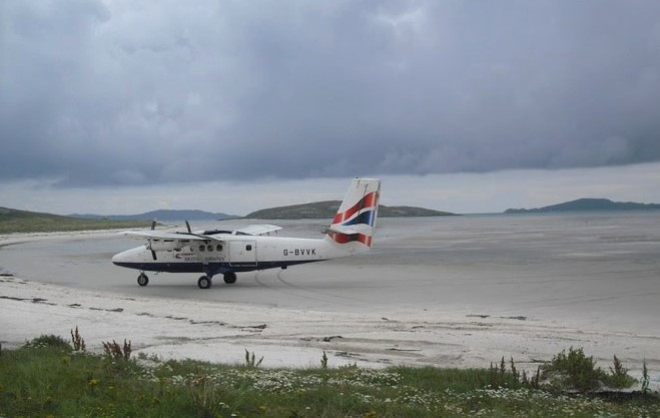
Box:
<box><xmin>326</xmin><ymin>225</ymin><xmax>360</xmax><ymax>236</ymax></box>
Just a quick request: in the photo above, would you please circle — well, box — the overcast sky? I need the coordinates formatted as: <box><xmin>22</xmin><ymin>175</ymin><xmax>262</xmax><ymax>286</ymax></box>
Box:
<box><xmin>2</xmin><ymin>0</ymin><xmax>660</xmax><ymax>215</ymax></box>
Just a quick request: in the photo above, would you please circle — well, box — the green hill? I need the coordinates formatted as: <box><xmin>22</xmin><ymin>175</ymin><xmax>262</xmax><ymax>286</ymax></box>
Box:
<box><xmin>505</xmin><ymin>198</ymin><xmax>660</xmax><ymax>214</ymax></box>
<box><xmin>0</xmin><ymin>207</ymin><xmax>152</xmax><ymax>234</ymax></box>
<box><xmin>245</xmin><ymin>200</ymin><xmax>454</xmax><ymax>219</ymax></box>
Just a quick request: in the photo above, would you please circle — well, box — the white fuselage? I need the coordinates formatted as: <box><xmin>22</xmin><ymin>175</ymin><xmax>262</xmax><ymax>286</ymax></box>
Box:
<box><xmin>112</xmin><ymin>234</ymin><xmax>358</xmax><ymax>277</ymax></box>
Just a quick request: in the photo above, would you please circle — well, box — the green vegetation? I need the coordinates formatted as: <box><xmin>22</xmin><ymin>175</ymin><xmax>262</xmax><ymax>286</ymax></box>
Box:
<box><xmin>0</xmin><ymin>206</ymin><xmax>152</xmax><ymax>234</ymax></box>
<box><xmin>244</xmin><ymin>349</ymin><xmax>264</xmax><ymax>368</ymax></box>
<box><xmin>245</xmin><ymin>200</ymin><xmax>454</xmax><ymax>219</ymax></box>
<box><xmin>540</xmin><ymin>347</ymin><xmax>637</xmax><ymax>392</ymax></box>
<box><xmin>1</xmin><ymin>333</ymin><xmax>658</xmax><ymax>418</ymax></box>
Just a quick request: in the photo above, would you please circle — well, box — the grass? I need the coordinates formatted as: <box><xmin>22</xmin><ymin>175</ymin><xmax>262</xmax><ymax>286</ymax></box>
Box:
<box><xmin>0</xmin><ymin>206</ymin><xmax>152</xmax><ymax>234</ymax></box>
<box><xmin>1</xmin><ymin>335</ymin><xmax>658</xmax><ymax>418</ymax></box>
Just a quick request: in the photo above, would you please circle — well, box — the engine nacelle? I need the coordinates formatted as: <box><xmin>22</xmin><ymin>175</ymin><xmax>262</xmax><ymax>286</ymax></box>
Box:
<box><xmin>148</xmin><ymin>239</ymin><xmax>188</xmax><ymax>252</ymax></box>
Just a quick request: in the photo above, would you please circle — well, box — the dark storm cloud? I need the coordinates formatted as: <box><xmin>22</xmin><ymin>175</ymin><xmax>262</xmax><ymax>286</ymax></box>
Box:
<box><xmin>2</xmin><ymin>0</ymin><xmax>660</xmax><ymax>186</ymax></box>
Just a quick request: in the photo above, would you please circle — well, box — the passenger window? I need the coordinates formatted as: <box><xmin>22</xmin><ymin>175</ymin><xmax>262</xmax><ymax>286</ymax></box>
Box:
<box><xmin>207</xmin><ymin>245</ymin><xmax>213</xmax><ymax>252</ymax></box>
<box><xmin>246</xmin><ymin>245</ymin><xmax>252</xmax><ymax>251</ymax></box>
<box><xmin>217</xmin><ymin>245</ymin><xmax>223</xmax><ymax>252</ymax></box>
<box><xmin>199</xmin><ymin>245</ymin><xmax>205</xmax><ymax>252</ymax></box>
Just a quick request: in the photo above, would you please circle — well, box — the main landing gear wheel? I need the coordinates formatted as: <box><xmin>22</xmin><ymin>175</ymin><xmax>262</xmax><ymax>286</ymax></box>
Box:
<box><xmin>223</xmin><ymin>272</ymin><xmax>237</xmax><ymax>284</ymax></box>
<box><xmin>137</xmin><ymin>273</ymin><xmax>149</xmax><ymax>287</ymax></box>
<box><xmin>198</xmin><ymin>275</ymin><xmax>212</xmax><ymax>289</ymax></box>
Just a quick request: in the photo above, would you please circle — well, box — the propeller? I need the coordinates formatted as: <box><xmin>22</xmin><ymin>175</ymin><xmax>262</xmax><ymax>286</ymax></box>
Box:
<box><xmin>186</xmin><ymin>220</ymin><xmax>192</xmax><ymax>234</ymax></box>
<box><xmin>150</xmin><ymin>219</ymin><xmax>157</xmax><ymax>260</ymax></box>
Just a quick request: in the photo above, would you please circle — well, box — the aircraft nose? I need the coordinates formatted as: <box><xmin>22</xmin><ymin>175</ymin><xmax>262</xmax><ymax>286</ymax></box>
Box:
<box><xmin>112</xmin><ymin>246</ymin><xmax>146</xmax><ymax>267</ymax></box>
<box><xmin>112</xmin><ymin>250</ymin><xmax>127</xmax><ymax>265</ymax></box>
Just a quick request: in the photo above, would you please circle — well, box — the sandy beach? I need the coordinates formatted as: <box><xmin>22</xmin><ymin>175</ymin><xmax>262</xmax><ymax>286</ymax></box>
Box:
<box><xmin>1</xmin><ymin>214</ymin><xmax>659</xmax><ymax>389</ymax></box>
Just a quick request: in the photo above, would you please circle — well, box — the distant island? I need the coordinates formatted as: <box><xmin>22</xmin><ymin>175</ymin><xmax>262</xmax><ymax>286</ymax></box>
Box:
<box><xmin>505</xmin><ymin>198</ymin><xmax>660</xmax><ymax>214</ymax></box>
<box><xmin>70</xmin><ymin>209</ymin><xmax>236</xmax><ymax>222</ymax></box>
<box><xmin>245</xmin><ymin>200</ymin><xmax>454</xmax><ymax>219</ymax></box>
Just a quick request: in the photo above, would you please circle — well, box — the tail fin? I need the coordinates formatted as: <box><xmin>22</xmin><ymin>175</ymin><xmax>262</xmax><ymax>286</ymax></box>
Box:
<box><xmin>326</xmin><ymin>177</ymin><xmax>381</xmax><ymax>250</ymax></box>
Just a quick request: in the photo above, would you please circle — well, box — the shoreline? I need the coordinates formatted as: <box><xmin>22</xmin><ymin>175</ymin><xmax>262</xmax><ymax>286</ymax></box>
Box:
<box><xmin>0</xmin><ymin>229</ymin><xmax>128</xmax><ymax>248</ymax></box>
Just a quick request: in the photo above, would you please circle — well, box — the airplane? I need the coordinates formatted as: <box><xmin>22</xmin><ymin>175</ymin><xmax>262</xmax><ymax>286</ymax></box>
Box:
<box><xmin>112</xmin><ymin>177</ymin><xmax>381</xmax><ymax>289</ymax></box>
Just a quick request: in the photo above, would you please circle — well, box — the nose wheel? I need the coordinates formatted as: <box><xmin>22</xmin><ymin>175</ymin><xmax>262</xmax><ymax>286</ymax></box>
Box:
<box><xmin>137</xmin><ymin>273</ymin><xmax>149</xmax><ymax>287</ymax></box>
<box><xmin>198</xmin><ymin>275</ymin><xmax>212</xmax><ymax>289</ymax></box>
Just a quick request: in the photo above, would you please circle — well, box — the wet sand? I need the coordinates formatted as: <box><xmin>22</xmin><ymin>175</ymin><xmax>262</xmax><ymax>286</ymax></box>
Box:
<box><xmin>1</xmin><ymin>214</ymin><xmax>659</xmax><ymax>386</ymax></box>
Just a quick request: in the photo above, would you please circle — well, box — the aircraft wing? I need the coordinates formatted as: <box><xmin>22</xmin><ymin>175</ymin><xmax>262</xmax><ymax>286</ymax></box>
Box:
<box><xmin>119</xmin><ymin>223</ymin><xmax>281</xmax><ymax>241</ymax></box>
<box><xmin>234</xmin><ymin>224</ymin><xmax>282</xmax><ymax>236</ymax></box>
<box><xmin>121</xmin><ymin>231</ymin><xmax>224</xmax><ymax>242</ymax></box>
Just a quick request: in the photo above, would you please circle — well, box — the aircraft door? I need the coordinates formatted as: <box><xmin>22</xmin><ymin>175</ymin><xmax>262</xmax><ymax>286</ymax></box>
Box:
<box><xmin>229</xmin><ymin>241</ymin><xmax>257</xmax><ymax>267</ymax></box>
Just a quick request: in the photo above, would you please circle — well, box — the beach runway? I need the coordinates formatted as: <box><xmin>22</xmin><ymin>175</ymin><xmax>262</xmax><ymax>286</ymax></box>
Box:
<box><xmin>1</xmin><ymin>213</ymin><xmax>659</xmax><ymax>385</ymax></box>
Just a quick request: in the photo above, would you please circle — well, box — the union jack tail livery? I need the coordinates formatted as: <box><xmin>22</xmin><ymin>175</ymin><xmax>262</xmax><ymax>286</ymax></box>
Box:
<box><xmin>326</xmin><ymin>177</ymin><xmax>381</xmax><ymax>251</ymax></box>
